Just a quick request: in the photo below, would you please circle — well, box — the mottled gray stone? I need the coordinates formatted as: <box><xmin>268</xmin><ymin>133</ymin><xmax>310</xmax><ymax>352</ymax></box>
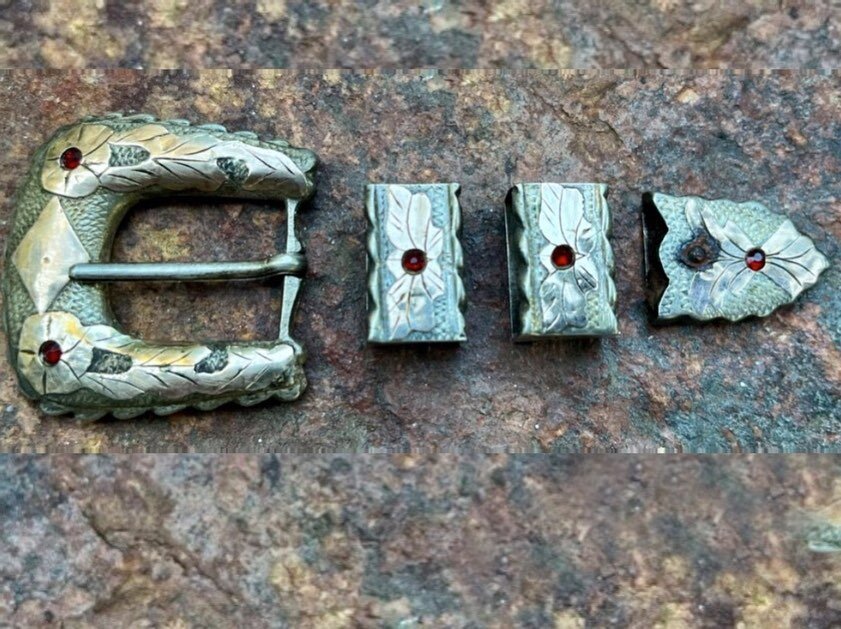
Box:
<box><xmin>0</xmin><ymin>455</ymin><xmax>840</xmax><ymax>626</ymax></box>
<box><xmin>1</xmin><ymin>1</ymin><xmax>839</xmax><ymax>69</ymax></box>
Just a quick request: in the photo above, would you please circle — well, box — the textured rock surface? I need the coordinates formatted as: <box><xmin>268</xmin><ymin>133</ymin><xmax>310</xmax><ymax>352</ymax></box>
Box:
<box><xmin>1</xmin><ymin>1</ymin><xmax>839</xmax><ymax>69</ymax></box>
<box><xmin>1</xmin><ymin>454</ymin><xmax>841</xmax><ymax>626</ymax></box>
<box><xmin>0</xmin><ymin>70</ymin><xmax>838</xmax><ymax>452</ymax></box>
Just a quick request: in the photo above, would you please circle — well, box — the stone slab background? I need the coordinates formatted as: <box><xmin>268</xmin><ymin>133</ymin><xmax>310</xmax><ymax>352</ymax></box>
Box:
<box><xmin>2</xmin><ymin>454</ymin><xmax>841</xmax><ymax>626</ymax></box>
<box><xmin>1</xmin><ymin>1</ymin><xmax>840</xmax><ymax>69</ymax></box>
<box><xmin>0</xmin><ymin>69</ymin><xmax>838</xmax><ymax>453</ymax></box>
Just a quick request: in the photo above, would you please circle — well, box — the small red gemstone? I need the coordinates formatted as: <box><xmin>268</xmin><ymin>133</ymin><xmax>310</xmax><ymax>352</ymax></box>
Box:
<box><xmin>745</xmin><ymin>248</ymin><xmax>766</xmax><ymax>272</ymax></box>
<box><xmin>60</xmin><ymin>147</ymin><xmax>83</xmax><ymax>170</ymax></box>
<box><xmin>551</xmin><ymin>244</ymin><xmax>576</xmax><ymax>269</ymax></box>
<box><xmin>402</xmin><ymin>249</ymin><xmax>427</xmax><ymax>274</ymax></box>
<box><xmin>39</xmin><ymin>340</ymin><xmax>63</xmax><ymax>366</ymax></box>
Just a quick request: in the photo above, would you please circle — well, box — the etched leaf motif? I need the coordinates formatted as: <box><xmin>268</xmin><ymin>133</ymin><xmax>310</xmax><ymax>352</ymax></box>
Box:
<box><xmin>237</xmin><ymin>143</ymin><xmax>307</xmax><ymax>192</ymax></box>
<box><xmin>79</xmin><ymin>341</ymin><xmax>295</xmax><ymax>401</ymax></box>
<box><xmin>688</xmin><ymin>205</ymin><xmax>830</xmax><ymax>314</ymax></box>
<box><xmin>758</xmin><ymin>219</ymin><xmax>829</xmax><ymax>296</ymax></box>
<box><xmin>537</xmin><ymin>184</ymin><xmax>598</xmax><ymax>331</ymax></box>
<box><xmin>540</xmin><ymin>185</ymin><xmax>595</xmax><ymax>248</ymax></box>
<box><xmin>540</xmin><ymin>270</ymin><xmax>587</xmax><ymax>332</ymax></box>
<box><xmin>386</xmin><ymin>186</ymin><xmax>432</xmax><ymax>252</ymax></box>
<box><xmin>108</xmin><ymin>132</ymin><xmax>307</xmax><ymax>194</ymax></box>
<box><xmin>386</xmin><ymin>273</ymin><xmax>436</xmax><ymax>337</ymax></box>
<box><xmin>383</xmin><ymin>186</ymin><xmax>445</xmax><ymax>338</ymax></box>
<box><xmin>684</xmin><ymin>198</ymin><xmax>704</xmax><ymax>231</ymax></box>
<box><xmin>573</xmin><ymin>255</ymin><xmax>599</xmax><ymax>291</ymax></box>
<box><xmin>16</xmin><ymin>312</ymin><xmax>297</xmax><ymax>401</ymax></box>
<box><xmin>42</xmin><ymin>122</ymin><xmax>309</xmax><ymax>198</ymax></box>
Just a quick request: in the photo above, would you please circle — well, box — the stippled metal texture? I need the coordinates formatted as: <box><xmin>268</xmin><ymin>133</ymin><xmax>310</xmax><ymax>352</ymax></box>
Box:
<box><xmin>642</xmin><ymin>192</ymin><xmax>829</xmax><ymax>323</ymax></box>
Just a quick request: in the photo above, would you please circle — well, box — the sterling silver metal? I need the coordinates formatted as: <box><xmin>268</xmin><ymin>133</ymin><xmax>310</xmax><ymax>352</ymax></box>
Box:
<box><xmin>506</xmin><ymin>183</ymin><xmax>618</xmax><ymax>340</ymax></box>
<box><xmin>3</xmin><ymin>113</ymin><xmax>317</xmax><ymax>420</ymax></box>
<box><xmin>69</xmin><ymin>252</ymin><xmax>306</xmax><ymax>282</ymax></box>
<box><xmin>642</xmin><ymin>192</ymin><xmax>829</xmax><ymax>322</ymax></box>
<box><xmin>366</xmin><ymin>183</ymin><xmax>466</xmax><ymax>344</ymax></box>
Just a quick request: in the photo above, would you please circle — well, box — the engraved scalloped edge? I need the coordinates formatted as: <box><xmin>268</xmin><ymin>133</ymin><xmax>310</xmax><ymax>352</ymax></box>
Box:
<box><xmin>505</xmin><ymin>184</ymin><xmax>534</xmax><ymax>339</ymax></box>
<box><xmin>599</xmin><ymin>185</ymin><xmax>618</xmax><ymax>329</ymax></box>
<box><xmin>366</xmin><ymin>185</ymin><xmax>384</xmax><ymax>343</ymax></box>
<box><xmin>448</xmin><ymin>183</ymin><xmax>467</xmax><ymax>341</ymax></box>
<box><xmin>37</xmin><ymin>371</ymin><xmax>307</xmax><ymax>423</ymax></box>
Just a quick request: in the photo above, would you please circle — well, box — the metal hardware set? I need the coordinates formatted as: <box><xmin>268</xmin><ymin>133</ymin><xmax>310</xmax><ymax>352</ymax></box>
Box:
<box><xmin>3</xmin><ymin>115</ymin><xmax>831</xmax><ymax>419</ymax></box>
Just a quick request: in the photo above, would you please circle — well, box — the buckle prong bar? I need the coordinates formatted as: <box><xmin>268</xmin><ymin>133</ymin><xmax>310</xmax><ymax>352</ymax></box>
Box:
<box><xmin>69</xmin><ymin>252</ymin><xmax>306</xmax><ymax>282</ymax></box>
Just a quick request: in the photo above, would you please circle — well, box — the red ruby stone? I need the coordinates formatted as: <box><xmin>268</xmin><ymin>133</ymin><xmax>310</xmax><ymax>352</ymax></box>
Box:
<box><xmin>551</xmin><ymin>244</ymin><xmax>576</xmax><ymax>269</ymax></box>
<box><xmin>402</xmin><ymin>249</ymin><xmax>427</xmax><ymax>274</ymax></box>
<box><xmin>60</xmin><ymin>147</ymin><xmax>83</xmax><ymax>170</ymax></box>
<box><xmin>39</xmin><ymin>340</ymin><xmax>63</xmax><ymax>366</ymax></box>
<box><xmin>745</xmin><ymin>248</ymin><xmax>766</xmax><ymax>272</ymax></box>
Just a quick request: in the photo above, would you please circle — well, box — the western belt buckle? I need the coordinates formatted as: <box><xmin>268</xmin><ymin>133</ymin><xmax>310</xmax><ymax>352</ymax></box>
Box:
<box><xmin>3</xmin><ymin>113</ymin><xmax>317</xmax><ymax>420</ymax></box>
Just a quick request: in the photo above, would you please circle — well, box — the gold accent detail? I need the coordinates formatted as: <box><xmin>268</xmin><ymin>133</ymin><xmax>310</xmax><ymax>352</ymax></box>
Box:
<box><xmin>41</xmin><ymin>123</ymin><xmax>308</xmax><ymax>198</ymax></box>
<box><xmin>11</xmin><ymin>198</ymin><xmax>90</xmax><ymax>313</ymax></box>
<box><xmin>17</xmin><ymin>311</ymin><xmax>298</xmax><ymax>401</ymax></box>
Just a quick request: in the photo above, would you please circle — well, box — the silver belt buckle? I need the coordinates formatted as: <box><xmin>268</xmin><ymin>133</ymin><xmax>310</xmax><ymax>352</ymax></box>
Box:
<box><xmin>4</xmin><ymin>113</ymin><xmax>317</xmax><ymax>420</ymax></box>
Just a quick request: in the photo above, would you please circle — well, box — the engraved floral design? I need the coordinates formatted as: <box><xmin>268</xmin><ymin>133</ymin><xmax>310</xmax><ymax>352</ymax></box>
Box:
<box><xmin>685</xmin><ymin>200</ymin><xmax>830</xmax><ymax>313</ymax></box>
<box><xmin>42</xmin><ymin>122</ymin><xmax>308</xmax><ymax>199</ymax></box>
<box><xmin>17</xmin><ymin>312</ymin><xmax>96</xmax><ymax>395</ymax></box>
<box><xmin>42</xmin><ymin>123</ymin><xmax>118</xmax><ymax>198</ymax></box>
<box><xmin>384</xmin><ymin>186</ymin><xmax>445</xmax><ymax>337</ymax></box>
<box><xmin>537</xmin><ymin>184</ymin><xmax>599</xmax><ymax>331</ymax></box>
<box><xmin>17</xmin><ymin>312</ymin><xmax>297</xmax><ymax>401</ymax></box>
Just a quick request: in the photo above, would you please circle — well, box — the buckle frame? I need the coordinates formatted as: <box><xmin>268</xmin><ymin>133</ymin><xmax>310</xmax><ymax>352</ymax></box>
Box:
<box><xmin>3</xmin><ymin>113</ymin><xmax>317</xmax><ymax>420</ymax></box>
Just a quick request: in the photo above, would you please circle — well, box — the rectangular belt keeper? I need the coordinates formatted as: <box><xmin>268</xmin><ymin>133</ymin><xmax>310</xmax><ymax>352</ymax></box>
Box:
<box><xmin>506</xmin><ymin>182</ymin><xmax>619</xmax><ymax>341</ymax></box>
<box><xmin>366</xmin><ymin>183</ymin><xmax>467</xmax><ymax>344</ymax></box>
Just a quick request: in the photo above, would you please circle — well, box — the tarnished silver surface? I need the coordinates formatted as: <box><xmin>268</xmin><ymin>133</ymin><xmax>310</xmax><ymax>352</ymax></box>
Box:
<box><xmin>642</xmin><ymin>192</ymin><xmax>830</xmax><ymax>322</ymax></box>
<box><xmin>11</xmin><ymin>197</ymin><xmax>91</xmax><ymax>313</ymax></box>
<box><xmin>366</xmin><ymin>183</ymin><xmax>466</xmax><ymax>344</ymax></box>
<box><xmin>506</xmin><ymin>183</ymin><xmax>618</xmax><ymax>340</ymax></box>
<box><xmin>69</xmin><ymin>252</ymin><xmax>306</xmax><ymax>282</ymax></box>
<box><xmin>3</xmin><ymin>113</ymin><xmax>317</xmax><ymax>419</ymax></box>
<box><xmin>16</xmin><ymin>312</ymin><xmax>301</xmax><ymax>406</ymax></box>
<box><xmin>41</xmin><ymin>121</ymin><xmax>311</xmax><ymax>199</ymax></box>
